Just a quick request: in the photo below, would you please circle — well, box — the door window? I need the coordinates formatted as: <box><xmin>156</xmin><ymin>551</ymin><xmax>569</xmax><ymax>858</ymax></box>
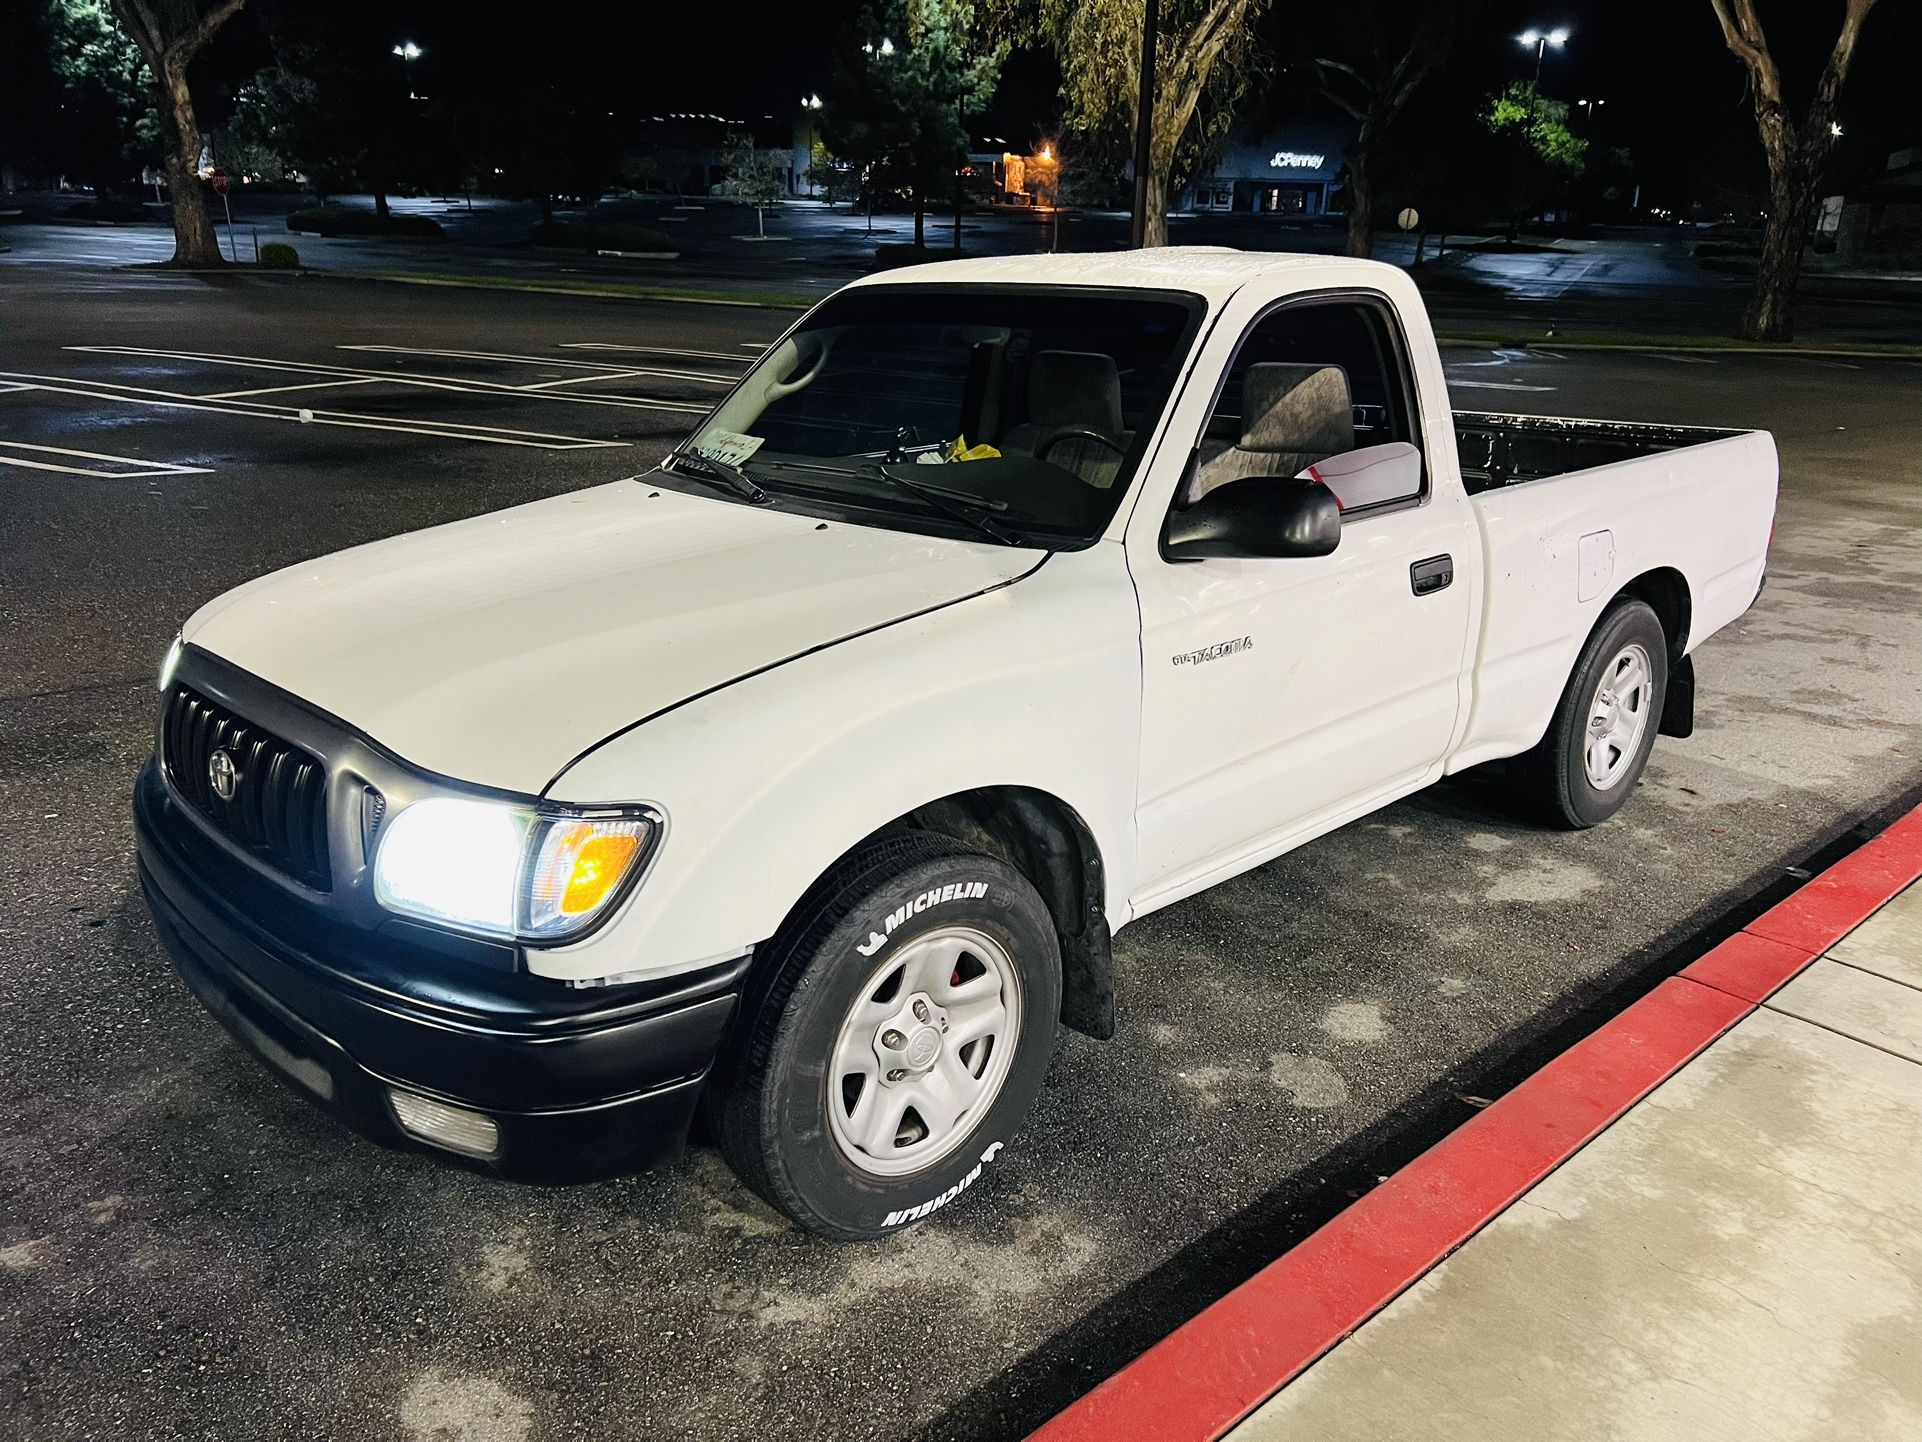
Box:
<box><xmin>1179</xmin><ymin>297</ymin><xmax>1425</xmax><ymax>515</ymax></box>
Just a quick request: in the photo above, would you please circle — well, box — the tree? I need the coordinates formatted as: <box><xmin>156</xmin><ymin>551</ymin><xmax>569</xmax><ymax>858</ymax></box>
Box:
<box><xmin>1306</xmin><ymin>1</ymin><xmax>1456</xmax><ymax>258</ymax></box>
<box><xmin>990</xmin><ymin>0</ymin><xmax>1271</xmax><ymax>246</ymax></box>
<box><xmin>465</xmin><ymin>23</ymin><xmax>622</xmax><ymax>224</ymax></box>
<box><xmin>1708</xmin><ymin>0</ymin><xmax>1884</xmax><ymax>341</ymax></box>
<box><xmin>247</xmin><ymin>0</ymin><xmax>456</xmax><ymax>218</ymax></box>
<box><xmin>43</xmin><ymin>1</ymin><xmax>162</xmax><ymax>196</ymax></box>
<box><xmin>1486</xmin><ymin>82</ymin><xmax>1587</xmax><ymax>227</ymax></box>
<box><xmin>718</xmin><ymin>134</ymin><xmax>789</xmax><ymax>238</ymax></box>
<box><xmin>109</xmin><ymin>0</ymin><xmax>248</xmax><ymax>265</ymax></box>
<box><xmin>823</xmin><ymin>1</ymin><xmax>1003</xmax><ymax>249</ymax></box>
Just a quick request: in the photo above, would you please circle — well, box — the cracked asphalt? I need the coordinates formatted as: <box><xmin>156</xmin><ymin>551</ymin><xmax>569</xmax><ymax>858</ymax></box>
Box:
<box><xmin>2</xmin><ymin>267</ymin><xmax>1919</xmax><ymax>1442</ymax></box>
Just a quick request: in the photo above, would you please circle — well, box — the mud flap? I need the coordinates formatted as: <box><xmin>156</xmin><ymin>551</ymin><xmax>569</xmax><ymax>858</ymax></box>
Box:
<box><xmin>1660</xmin><ymin>653</ymin><xmax>1695</xmax><ymax>738</ymax></box>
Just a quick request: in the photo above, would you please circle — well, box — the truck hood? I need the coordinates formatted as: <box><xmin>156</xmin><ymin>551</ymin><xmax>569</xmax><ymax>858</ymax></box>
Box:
<box><xmin>184</xmin><ymin>479</ymin><xmax>1040</xmax><ymax>795</ymax></box>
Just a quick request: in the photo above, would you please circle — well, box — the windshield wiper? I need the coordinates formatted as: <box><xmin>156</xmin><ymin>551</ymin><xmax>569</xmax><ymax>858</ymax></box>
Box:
<box><xmin>664</xmin><ymin>448</ymin><xmax>772</xmax><ymax>505</ymax></box>
<box><xmin>759</xmin><ymin>458</ymin><xmax>1027</xmax><ymax>547</ymax></box>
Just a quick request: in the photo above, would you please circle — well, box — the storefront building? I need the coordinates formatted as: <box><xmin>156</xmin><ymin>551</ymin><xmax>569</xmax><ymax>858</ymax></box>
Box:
<box><xmin>1180</xmin><ymin>122</ymin><xmax>1358</xmax><ymax>217</ymax></box>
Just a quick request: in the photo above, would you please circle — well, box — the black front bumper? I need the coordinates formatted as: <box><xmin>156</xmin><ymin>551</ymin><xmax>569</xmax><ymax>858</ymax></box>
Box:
<box><xmin>135</xmin><ymin>760</ymin><xmax>747</xmax><ymax>1182</ymax></box>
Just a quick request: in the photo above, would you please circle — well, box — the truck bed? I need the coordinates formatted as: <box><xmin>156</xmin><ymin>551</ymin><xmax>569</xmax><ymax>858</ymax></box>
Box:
<box><xmin>1454</xmin><ymin>412</ymin><xmax>1752</xmax><ymax>494</ymax></box>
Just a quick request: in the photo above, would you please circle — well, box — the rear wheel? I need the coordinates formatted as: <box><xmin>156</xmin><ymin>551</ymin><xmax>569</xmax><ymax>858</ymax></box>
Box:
<box><xmin>1518</xmin><ymin>598</ymin><xmax>1669</xmax><ymax>829</ymax></box>
<box><xmin>714</xmin><ymin>833</ymin><xmax>1061</xmax><ymax>1240</ymax></box>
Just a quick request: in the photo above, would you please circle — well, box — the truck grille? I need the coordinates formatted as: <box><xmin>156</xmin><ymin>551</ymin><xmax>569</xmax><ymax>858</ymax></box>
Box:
<box><xmin>161</xmin><ymin>685</ymin><xmax>332</xmax><ymax>889</ymax></box>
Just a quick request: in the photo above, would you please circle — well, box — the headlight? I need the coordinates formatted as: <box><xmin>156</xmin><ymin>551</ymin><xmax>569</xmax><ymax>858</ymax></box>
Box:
<box><xmin>158</xmin><ymin>634</ymin><xmax>184</xmax><ymax>692</ymax></box>
<box><xmin>372</xmin><ymin>797</ymin><xmax>659</xmax><ymax>942</ymax></box>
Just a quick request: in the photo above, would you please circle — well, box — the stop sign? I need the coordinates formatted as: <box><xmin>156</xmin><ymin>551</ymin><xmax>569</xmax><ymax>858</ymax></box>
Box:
<box><xmin>210</xmin><ymin>168</ymin><xmax>229</xmax><ymax>195</ymax></box>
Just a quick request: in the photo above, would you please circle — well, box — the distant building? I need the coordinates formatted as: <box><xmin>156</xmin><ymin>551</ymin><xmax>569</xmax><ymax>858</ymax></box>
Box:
<box><xmin>1177</xmin><ymin>121</ymin><xmax>1359</xmax><ymax>217</ymax></box>
<box><xmin>623</xmin><ymin>113</ymin><xmax>743</xmax><ymax>195</ymax></box>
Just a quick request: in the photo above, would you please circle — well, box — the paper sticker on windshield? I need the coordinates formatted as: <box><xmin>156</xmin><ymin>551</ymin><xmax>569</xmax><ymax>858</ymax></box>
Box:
<box><xmin>692</xmin><ymin>429</ymin><xmax>765</xmax><ymax>468</ymax></box>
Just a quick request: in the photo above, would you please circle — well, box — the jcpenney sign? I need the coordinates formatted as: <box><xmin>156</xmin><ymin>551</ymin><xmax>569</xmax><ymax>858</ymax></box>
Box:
<box><xmin>1269</xmin><ymin>151</ymin><xmax>1326</xmax><ymax>170</ymax></box>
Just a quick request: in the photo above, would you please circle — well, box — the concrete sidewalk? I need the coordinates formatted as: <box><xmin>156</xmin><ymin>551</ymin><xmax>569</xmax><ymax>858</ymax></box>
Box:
<box><xmin>1231</xmin><ymin>878</ymin><xmax>1922</xmax><ymax>1441</ymax></box>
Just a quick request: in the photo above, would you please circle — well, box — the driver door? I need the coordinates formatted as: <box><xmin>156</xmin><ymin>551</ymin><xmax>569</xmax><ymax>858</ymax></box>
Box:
<box><xmin>1126</xmin><ymin>288</ymin><xmax>1478</xmax><ymax>909</ymax></box>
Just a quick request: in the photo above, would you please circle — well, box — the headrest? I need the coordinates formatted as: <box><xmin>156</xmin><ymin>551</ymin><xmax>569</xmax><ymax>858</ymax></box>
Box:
<box><xmin>1028</xmin><ymin>350</ymin><xmax>1124</xmax><ymax>437</ymax></box>
<box><xmin>1239</xmin><ymin>363</ymin><xmax>1352</xmax><ymax>455</ymax></box>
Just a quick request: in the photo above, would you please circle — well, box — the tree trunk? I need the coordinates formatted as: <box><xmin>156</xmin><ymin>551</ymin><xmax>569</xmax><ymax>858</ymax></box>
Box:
<box><xmin>914</xmin><ymin>193</ymin><xmax>925</xmax><ymax>248</ymax></box>
<box><xmin>1141</xmin><ymin>165</ymin><xmax>1169</xmax><ymax>248</ymax></box>
<box><xmin>1344</xmin><ymin>154</ymin><xmax>1374</xmax><ymax>259</ymax></box>
<box><xmin>161</xmin><ymin>65</ymin><xmax>222</xmax><ymax>266</ymax></box>
<box><xmin>1744</xmin><ymin>164</ymin><xmax>1812</xmax><ymax>342</ymax></box>
<box><xmin>374</xmin><ymin>189</ymin><xmax>390</xmax><ymax>224</ymax></box>
<box><xmin>541</xmin><ymin>193</ymin><xmax>554</xmax><ymax>226</ymax></box>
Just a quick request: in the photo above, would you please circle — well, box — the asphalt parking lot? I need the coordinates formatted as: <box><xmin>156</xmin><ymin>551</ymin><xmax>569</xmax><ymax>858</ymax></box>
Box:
<box><xmin>3</xmin><ymin>266</ymin><xmax>1921</xmax><ymax>1441</ymax></box>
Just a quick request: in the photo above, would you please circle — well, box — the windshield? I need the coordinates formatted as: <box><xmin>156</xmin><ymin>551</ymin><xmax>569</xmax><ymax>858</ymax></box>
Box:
<box><xmin>671</xmin><ymin>285</ymin><xmax>1207</xmax><ymax>548</ymax></box>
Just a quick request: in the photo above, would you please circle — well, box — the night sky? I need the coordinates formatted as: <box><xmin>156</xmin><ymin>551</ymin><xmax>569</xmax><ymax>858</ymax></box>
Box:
<box><xmin>200</xmin><ymin>0</ymin><xmax>1920</xmax><ymax>213</ymax></box>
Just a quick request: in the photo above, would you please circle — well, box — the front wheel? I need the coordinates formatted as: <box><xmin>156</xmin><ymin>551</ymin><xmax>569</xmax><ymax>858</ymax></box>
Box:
<box><xmin>1518</xmin><ymin>598</ymin><xmax>1669</xmax><ymax>829</ymax></box>
<box><xmin>713</xmin><ymin>833</ymin><xmax>1061</xmax><ymax>1239</ymax></box>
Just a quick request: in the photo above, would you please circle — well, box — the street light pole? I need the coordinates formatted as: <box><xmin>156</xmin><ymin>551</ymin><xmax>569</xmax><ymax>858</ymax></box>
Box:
<box><xmin>1516</xmin><ymin>28</ymin><xmax>1568</xmax><ymax>122</ymax></box>
<box><xmin>1129</xmin><ymin>0</ymin><xmax>1159</xmax><ymax>249</ymax></box>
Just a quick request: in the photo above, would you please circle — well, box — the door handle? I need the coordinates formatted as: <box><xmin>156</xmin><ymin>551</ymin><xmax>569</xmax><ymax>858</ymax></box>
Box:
<box><xmin>1410</xmin><ymin>554</ymin><xmax>1454</xmax><ymax>596</ymax></box>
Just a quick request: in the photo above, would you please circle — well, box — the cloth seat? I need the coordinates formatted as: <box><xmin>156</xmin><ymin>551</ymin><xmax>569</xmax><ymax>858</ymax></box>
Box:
<box><xmin>1000</xmin><ymin>350</ymin><xmax>1129</xmax><ymax>489</ymax></box>
<box><xmin>1184</xmin><ymin>362</ymin><xmax>1354</xmax><ymax>505</ymax></box>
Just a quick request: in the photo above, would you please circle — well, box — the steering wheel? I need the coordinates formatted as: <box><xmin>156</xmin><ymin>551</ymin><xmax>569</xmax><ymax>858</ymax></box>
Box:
<box><xmin>1034</xmin><ymin>427</ymin><xmax>1126</xmax><ymax>464</ymax></box>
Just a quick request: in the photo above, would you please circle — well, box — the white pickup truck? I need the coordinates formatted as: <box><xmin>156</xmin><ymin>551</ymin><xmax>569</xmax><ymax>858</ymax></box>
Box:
<box><xmin>136</xmin><ymin>250</ymin><xmax>1777</xmax><ymax>1237</ymax></box>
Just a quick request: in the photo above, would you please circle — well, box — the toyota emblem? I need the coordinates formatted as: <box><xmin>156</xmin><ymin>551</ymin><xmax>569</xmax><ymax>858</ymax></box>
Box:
<box><xmin>208</xmin><ymin>748</ymin><xmax>239</xmax><ymax>802</ymax></box>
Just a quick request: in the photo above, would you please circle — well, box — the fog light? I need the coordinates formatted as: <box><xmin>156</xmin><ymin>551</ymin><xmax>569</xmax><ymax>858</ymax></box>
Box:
<box><xmin>388</xmin><ymin>1089</ymin><xmax>500</xmax><ymax>1159</ymax></box>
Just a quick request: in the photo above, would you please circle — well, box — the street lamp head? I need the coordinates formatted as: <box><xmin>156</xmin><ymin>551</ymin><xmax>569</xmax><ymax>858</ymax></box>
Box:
<box><xmin>392</xmin><ymin>40</ymin><xmax>422</xmax><ymax>60</ymax></box>
<box><xmin>1518</xmin><ymin>29</ymin><xmax>1540</xmax><ymax>45</ymax></box>
<box><xmin>879</xmin><ymin>36</ymin><xmax>895</xmax><ymax>56</ymax></box>
<box><xmin>1830</xmin><ymin>120</ymin><xmax>1844</xmax><ymax>137</ymax></box>
<box><xmin>1548</xmin><ymin>27</ymin><xmax>1570</xmax><ymax>45</ymax></box>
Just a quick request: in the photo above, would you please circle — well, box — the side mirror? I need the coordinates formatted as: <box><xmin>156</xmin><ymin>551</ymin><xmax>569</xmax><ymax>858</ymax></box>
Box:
<box><xmin>1164</xmin><ymin>476</ymin><xmax>1342</xmax><ymax>560</ymax></box>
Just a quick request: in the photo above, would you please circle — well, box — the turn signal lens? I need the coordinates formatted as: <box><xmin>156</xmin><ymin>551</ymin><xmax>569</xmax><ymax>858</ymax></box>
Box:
<box><xmin>373</xmin><ymin>799</ymin><xmax>660</xmax><ymax>942</ymax></box>
<box><xmin>522</xmin><ymin>816</ymin><xmax>654</xmax><ymax>938</ymax></box>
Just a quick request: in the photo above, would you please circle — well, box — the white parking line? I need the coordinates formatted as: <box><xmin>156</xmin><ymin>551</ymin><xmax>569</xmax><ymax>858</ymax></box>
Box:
<box><xmin>0</xmin><ymin>439</ymin><xmax>213</xmax><ymax>478</ymax></box>
<box><xmin>0</xmin><ymin>371</ymin><xmax>629</xmax><ymax>450</ymax></box>
<box><xmin>1776</xmin><ymin>356</ymin><xmax>1862</xmax><ymax>370</ymax></box>
<box><xmin>65</xmin><ymin>345</ymin><xmax>706</xmax><ymax>413</ymax></box>
<box><xmin>1447</xmin><ymin>380</ymin><xmax>1558</xmax><ymax>392</ymax></box>
<box><xmin>559</xmin><ymin>342</ymin><xmax>755</xmax><ymax>364</ymax></box>
<box><xmin>202</xmin><ymin>377</ymin><xmax>384</xmax><ymax>399</ymax></box>
<box><xmin>1642</xmin><ymin>353</ymin><xmax>1718</xmax><ymax>365</ymax></box>
<box><xmin>338</xmin><ymin>344</ymin><xmax>730</xmax><ymax>386</ymax></box>
<box><xmin>518</xmin><ymin>370</ymin><xmax>699</xmax><ymax>391</ymax></box>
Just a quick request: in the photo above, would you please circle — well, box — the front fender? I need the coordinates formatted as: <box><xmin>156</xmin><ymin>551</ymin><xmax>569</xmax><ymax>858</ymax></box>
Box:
<box><xmin>529</xmin><ymin>550</ymin><xmax>1141</xmax><ymax>985</ymax></box>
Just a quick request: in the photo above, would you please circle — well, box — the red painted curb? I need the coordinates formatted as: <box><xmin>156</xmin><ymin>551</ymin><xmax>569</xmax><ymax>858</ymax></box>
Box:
<box><xmin>1746</xmin><ymin>806</ymin><xmax>1922</xmax><ymax>955</ymax></box>
<box><xmin>1677</xmin><ymin>930</ymin><xmax>1816</xmax><ymax>1004</ymax></box>
<box><xmin>1028</xmin><ymin>801</ymin><xmax>1922</xmax><ymax>1442</ymax></box>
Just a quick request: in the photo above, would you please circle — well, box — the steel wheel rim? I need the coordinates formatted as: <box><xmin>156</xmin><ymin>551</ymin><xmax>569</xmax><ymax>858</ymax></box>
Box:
<box><xmin>1584</xmin><ymin>642</ymin><xmax>1654</xmax><ymax>790</ymax></box>
<box><xmin>826</xmin><ymin>925</ymin><xmax>1022</xmax><ymax>1178</ymax></box>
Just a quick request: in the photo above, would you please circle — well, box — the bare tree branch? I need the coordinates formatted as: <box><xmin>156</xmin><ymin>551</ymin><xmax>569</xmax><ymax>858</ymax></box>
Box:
<box><xmin>176</xmin><ymin>0</ymin><xmax>250</xmax><ymax>68</ymax></box>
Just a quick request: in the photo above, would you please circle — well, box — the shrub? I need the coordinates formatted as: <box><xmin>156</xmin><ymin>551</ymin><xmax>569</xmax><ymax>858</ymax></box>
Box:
<box><xmin>529</xmin><ymin>219</ymin><xmax>675</xmax><ymax>253</ymax></box>
<box><xmin>259</xmin><ymin>241</ymin><xmax>300</xmax><ymax>269</ymax></box>
<box><xmin>286</xmin><ymin>205</ymin><xmax>443</xmax><ymax>238</ymax></box>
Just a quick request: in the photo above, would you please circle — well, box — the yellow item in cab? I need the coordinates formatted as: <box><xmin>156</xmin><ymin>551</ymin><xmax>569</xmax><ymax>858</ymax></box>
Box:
<box><xmin>945</xmin><ymin>434</ymin><xmax>1002</xmax><ymax>463</ymax></box>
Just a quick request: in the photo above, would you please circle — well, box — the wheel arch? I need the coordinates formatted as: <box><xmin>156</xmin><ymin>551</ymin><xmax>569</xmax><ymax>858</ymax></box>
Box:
<box><xmin>1615</xmin><ymin>566</ymin><xmax>1694</xmax><ymax>737</ymax></box>
<box><xmin>759</xmin><ymin>785</ymin><xmax>1116</xmax><ymax>1041</ymax></box>
<box><xmin>1618</xmin><ymin>565</ymin><xmax>1692</xmax><ymax>662</ymax></box>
